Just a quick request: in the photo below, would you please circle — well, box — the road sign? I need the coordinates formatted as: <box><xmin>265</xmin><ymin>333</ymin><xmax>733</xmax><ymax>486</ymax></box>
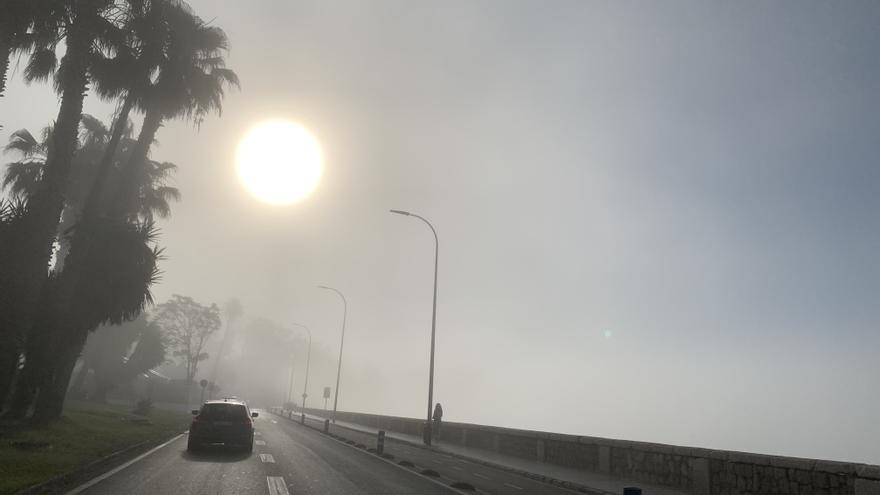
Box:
<box><xmin>199</xmin><ymin>379</ymin><xmax>208</xmax><ymax>388</ymax></box>
<box><xmin>323</xmin><ymin>387</ymin><xmax>331</xmax><ymax>399</ymax></box>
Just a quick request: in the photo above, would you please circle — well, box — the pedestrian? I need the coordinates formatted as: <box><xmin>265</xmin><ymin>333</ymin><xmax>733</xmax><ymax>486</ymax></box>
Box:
<box><xmin>432</xmin><ymin>402</ymin><xmax>443</xmax><ymax>437</ymax></box>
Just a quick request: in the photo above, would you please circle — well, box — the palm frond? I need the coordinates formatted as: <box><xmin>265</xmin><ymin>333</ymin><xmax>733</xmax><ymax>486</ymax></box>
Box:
<box><xmin>4</xmin><ymin>129</ymin><xmax>41</xmax><ymax>155</ymax></box>
<box><xmin>23</xmin><ymin>47</ymin><xmax>58</xmax><ymax>83</ymax></box>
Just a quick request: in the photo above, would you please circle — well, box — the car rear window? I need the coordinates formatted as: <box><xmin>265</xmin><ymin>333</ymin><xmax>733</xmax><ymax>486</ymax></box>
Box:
<box><xmin>200</xmin><ymin>403</ymin><xmax>248</xmax><ymax>420</ymax></box>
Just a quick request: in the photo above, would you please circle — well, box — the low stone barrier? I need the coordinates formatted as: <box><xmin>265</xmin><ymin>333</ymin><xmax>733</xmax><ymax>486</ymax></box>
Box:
<box><xmin>290</xmin><ymin>406</ymin><xmax>879</xmax><ymax>495</ymax></box>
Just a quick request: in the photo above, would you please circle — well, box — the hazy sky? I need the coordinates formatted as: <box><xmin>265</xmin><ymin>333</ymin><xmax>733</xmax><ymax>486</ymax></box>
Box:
<box><xmin>2</xmin><ymin>0</ymin><xmax>879</xmax><ymax>464</ymax></box>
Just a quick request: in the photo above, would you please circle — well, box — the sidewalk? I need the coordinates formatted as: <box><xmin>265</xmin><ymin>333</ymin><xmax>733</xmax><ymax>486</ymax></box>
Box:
<box><xmin>284</xmin><ymin>409</ymin><xmax>689</xmax><ymax>495</ymax></box>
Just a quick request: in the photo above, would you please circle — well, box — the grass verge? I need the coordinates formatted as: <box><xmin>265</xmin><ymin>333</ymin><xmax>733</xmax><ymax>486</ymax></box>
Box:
<box><xmin>0</xmin><ymin>400</ymin><xmax>189</xmax><ymax>494</ymax></box>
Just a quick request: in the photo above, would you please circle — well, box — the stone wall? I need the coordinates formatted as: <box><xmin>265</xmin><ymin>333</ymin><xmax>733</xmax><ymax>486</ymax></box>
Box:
<box><xmin>291</xmin><ymin>406</ymin><xmax>879</xmax><ymax>495</ymax></box>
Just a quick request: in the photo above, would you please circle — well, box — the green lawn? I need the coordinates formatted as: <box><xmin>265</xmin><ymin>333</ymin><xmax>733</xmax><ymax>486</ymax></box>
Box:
<box><xmin>0</xmin><ymin>401</ymin><xmax>190</xmax><ymax>494</ymax></box>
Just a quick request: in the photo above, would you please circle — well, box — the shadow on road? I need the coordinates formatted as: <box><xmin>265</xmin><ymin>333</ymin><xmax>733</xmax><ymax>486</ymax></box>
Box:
<box><xmin>180</xmin><ymin>446</ymin><xmax>252</xmax><ymax>463</ymax></box>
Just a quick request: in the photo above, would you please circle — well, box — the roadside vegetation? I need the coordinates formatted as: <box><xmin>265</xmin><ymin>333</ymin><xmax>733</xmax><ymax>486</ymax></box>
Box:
<box><xmin>0</xmin><ymin>400</ymin><xmax>190</xmax><ymax>494</ymax></box>
<box><xmin>0</xmin><ymin>0</ymin><xmax>237</xmax><ymax>424</ymax></box>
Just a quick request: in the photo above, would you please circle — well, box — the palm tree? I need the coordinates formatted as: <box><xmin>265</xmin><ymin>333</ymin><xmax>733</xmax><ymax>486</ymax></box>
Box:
<box><xmin>111</xmin><ymin>1</ymin><xmax>238</xmax><ymax>214</ymax></box>
<box><xmin>2</xmin><ymin>116</ymin><xmax>179</xmax><ymax>262</ymax></box>
<box><xmin>0</xmin><ymin>0</ymin><xmax>38</xmax><ymax>101</ymax></box>
<box><xmin>83</xmin><ymin>0</ymin><xmax>174</xmax><ymax>218</ymax></box>
<box><xmin>25</xmin><ymin>3</ymin><xmax>237</xmax><ymax>422</ymax></box>
<box><xmin>1</xmin><ymin>115</ymin><xmax>178</xmax><ymax>419</ymax></box>
<box><xmin>1</xmin><ymin>0</ymin><xmax>122</xmax><ymax>418</ymax></box>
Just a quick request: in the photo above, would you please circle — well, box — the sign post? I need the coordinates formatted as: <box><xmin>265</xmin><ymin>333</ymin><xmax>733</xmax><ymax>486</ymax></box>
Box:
<box><xmin>323</xmin><ymin>387</ymin><xmax>331</xmax><ymax>411</ymax></box>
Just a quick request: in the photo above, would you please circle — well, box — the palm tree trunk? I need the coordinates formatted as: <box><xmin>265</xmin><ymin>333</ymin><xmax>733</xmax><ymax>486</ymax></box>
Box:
<box><xmin>31</xmin><ymin>330</ymin><xmax>86</xmax><ymax>424</ymax></box>
<box><xmin>111</xmin><ymin>109</ymin><xmax>163</xmax><ymax>218</ymax></box>
<box><xmin>4</xmin><ymin>308</ymin><xmax>53</xmax><ymax>419</ymax></box>
<box><xmin>82</xmin><ymin>92</ymin><xmax>137</xmax><ymax>220</ymax></box>
<box><xmin>0</xmin><ymin>40</ymin><xmax>10</xmax><ymax>99</ymax></box>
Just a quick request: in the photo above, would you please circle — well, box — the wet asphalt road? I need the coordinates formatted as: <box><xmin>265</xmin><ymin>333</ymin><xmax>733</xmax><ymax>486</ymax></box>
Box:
<box><xmin>69</xmin><ymin>410</ymin><xmax>457</xmax><ymax>495</ymax></box>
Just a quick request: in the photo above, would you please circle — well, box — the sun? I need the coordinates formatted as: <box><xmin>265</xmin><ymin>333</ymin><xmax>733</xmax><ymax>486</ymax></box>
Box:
<box><xmin>236</xmin><ymin>120</ymin><xmax>323</xmax><ymax>205</ymax></box>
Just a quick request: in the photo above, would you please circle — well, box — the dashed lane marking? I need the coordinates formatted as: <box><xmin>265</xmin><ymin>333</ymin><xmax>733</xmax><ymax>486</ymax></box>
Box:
<box><xmin>451</xmin><ymin>466</ymin><xmax>464</xmax><ymax>471</ymax></box>
<box><xmin>504</xmin><ymin>483</ymin><xmax>524</xmax><ymax>490</ymax></box>
<box><xmin>255</xmin><ymin>440</ymin><xmax>267</xmax><ymax>446</ymax></box>
<box><xmin>260</xmin><ymin>454</ymin><xmax>275</xmax><ymax>463</ymax></box>
<box><xmin>473</xmin><ymin>472</ymin><xmax>491</xmax><ymax>480</ymax></box>
<box><xmin>266</xmin><ymin>476</ymin><xmax>290</xmax><ymax>495</ymax></box>
<box><xmin>271</xmin><ymin>420</ymin><xmax>278</xmax><ymax>424</ymax></box>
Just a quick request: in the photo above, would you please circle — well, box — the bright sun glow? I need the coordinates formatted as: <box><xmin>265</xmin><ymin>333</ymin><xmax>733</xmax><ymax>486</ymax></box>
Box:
<box><xmin>236</xmin><ymin>120</ymin><xmax>323</xmax><ymax>205</ymax></box>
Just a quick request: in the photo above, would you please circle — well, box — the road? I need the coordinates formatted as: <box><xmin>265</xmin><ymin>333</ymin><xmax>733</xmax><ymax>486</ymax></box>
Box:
<box><xmin>68</xmin><ymin>409</ymin><xmax>459</xmax><ymax>495</ymax></box>
<box><xmin>67</xmin><ymin>408</ymin><xmax>592</xmax><ymax>495</ymax></box>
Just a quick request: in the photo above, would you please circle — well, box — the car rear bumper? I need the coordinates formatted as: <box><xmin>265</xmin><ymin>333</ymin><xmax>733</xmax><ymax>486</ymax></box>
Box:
<box><xmin>189</xmin><ymin>429</ymin><xmax>253</xmax><ymax>445</ymax></box>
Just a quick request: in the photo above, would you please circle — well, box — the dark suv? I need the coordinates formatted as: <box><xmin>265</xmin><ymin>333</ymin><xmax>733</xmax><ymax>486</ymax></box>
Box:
<box><xmin>188</xmin><ymin>399</ymin><xmax>258</xmax><ymax>452</ymax></box>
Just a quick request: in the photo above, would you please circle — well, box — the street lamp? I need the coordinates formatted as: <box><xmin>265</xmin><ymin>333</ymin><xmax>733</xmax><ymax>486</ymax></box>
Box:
<box><xmin>291</xmin><ymin>323</ymin><xmax>312</xmax><ymax>411</ymax></box>
<box><xmin>318</xmin><ymin>285</ymin><xmax>347</xmax><ymax>423</ymax></box>
<box><xmin>389</xmin><ymin>209</ymin><xmax>439</xmax><ymax>445</ymax></box>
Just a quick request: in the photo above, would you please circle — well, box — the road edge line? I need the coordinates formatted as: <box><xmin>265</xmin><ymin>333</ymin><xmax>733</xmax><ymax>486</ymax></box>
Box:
<box><xmin>63</xmin><ymin>432</ymin><xmax>185</xmax><ymax>495</ymax></box>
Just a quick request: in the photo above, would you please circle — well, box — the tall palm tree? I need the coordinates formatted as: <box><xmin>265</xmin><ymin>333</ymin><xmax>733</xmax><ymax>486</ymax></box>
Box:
<box><xmin>111</xmin><ymin>1</ymin><xmax>238</xmax><ymax>214</ymax></box>
<box><xmin>1</xmin><ymin>115</ymin><xmax>177</xmax><ymax>420</ymax></box>
<box><xmin>24</xmin><ymin>2</ymin><xmax>237</xmax><ymax>422</ymax></box>
<box><xmin>84</xmin><ymin>0</ymin><xmax>173</xmax><ymax>218</ymax></box>
<box><xmin>1</xmin><ymin>0</ymin><xmax>122</xmax><ymax>419</ymax></box>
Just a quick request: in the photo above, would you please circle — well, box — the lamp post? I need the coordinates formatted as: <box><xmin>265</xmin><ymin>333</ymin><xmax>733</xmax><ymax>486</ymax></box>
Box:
<box><xmin>318</xmin><ymin>285</ymin><xmax>347</xmax><ymax>423</ymax></box>
<box><xmin>286</xmin><ymin>364</ymin><xmax>295</xmax><ymax>405</ymax></box>
<box><xmin>291</xmin><ymin>323</ymin><xmax>312</xmax><ymax>411</ymax></box>
<box><xmin>390</xmin><ymin>209</ymin><xmax>439</xmax><ymax>445</ymax></box>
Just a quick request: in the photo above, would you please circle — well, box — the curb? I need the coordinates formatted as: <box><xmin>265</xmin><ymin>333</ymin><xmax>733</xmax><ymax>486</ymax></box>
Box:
<box><xmin>15</xmin><ymin>430</ymin><xmax>185</xmax><ymax>495</ymax></box>
<box><xmin>273</xmin><ymin>408</ymin><xmax>612</xmax><ymax>495</ymax></box>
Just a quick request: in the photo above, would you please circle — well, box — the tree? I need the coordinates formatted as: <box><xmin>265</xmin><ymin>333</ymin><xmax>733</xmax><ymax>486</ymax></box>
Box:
<box><xmin>0</xmin><ymin>0</ymin><xmax>123</xmax><ymax>419</ymax></box>
<box><xmin>0</xmin><ymin>116</ymin><xmax>178</xmax><ymax>416</ymax></box>
<box><xmin>207</xmin><ymin>298</ymin><xmax>243</xmax><ymax>399</ymax></box>
<box><xmin>110</xmin><ymin>1</ymin><xmax>238</xmax><ymax>216</ymax></box>
<box><xmin>71</xmin><ymin>314</ymin><xmax>165</xmax><ymax>402</ymax></box>
<box><xmin>154</xmin><ymin>295</ymin><xmax>220</xmax><ymax>389</ymax></box>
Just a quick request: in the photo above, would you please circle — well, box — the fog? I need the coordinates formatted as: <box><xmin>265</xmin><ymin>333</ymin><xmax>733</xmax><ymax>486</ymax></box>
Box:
<box><xmin>2</xmin><ymin>0</ymin><xmax>878</xmax><ymax>464</ymax></box>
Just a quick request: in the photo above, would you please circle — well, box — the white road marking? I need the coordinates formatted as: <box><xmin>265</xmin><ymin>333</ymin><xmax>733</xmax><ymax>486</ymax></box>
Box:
<box><xmin>255</xmin><ymin>440</ymin><xmax>267</xmax><ymax>446</ymax></box>
<box><xmin>260</xmin><ymin>454</ymin><xmax>275</xmax><ymax>463</ymax></box>
<box><xmin>473</xmin><ymin>472</ymin><xmax>491</xmax><ymax>480</ymax></box>
<box><xmin>266</xmin><ymin>476</ymin><xmax>290</xmax><ymax>495</ymax></box>
<box><xmin>271</xmin><ymin>420</ymin><xmax>278</xmax><ymax>424</ymax></box>
<box><xmin>451</xmin><ymin>466</ymin><xmax>464</xmax><ymax>471</ymax></box>
<box><xmin>63</xmin><ymin>433</ymin><xmax>185</xmax><ymax>495</ymax></box>
<box><xmin>504</xmin><ymin>483</ymin><xmax>524</xmax><ymax>490</ymax></box>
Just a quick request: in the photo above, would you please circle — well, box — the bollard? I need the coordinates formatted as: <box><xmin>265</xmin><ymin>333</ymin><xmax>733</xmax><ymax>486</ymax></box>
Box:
<box><xmin>323</xmin><ymin>419</ymin><xmax>330</xmax><ymax>434</ymax></box>
<box><xmin>301</xmin><ymin>413</ymin><xmax>305</xmax><ymax>424</ymax></box>
<box><xmin>377</xmin><ymin>430</ymin><xmax>386</xmax><ymax>455</ymax></box>
<box><xmin>623</xmin><ymin>488</ymin><xmax>642</xmax><ymax>495</ymax></box>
